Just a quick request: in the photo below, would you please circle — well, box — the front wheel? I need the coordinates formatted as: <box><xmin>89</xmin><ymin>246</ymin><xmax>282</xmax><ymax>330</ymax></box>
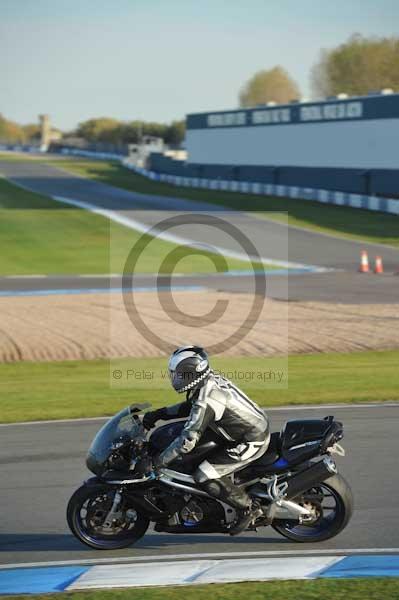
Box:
<box><xmin>67</xmin><ymin>484</ymin><xmax>149</xmax><ymax>550</ymax></box>
<box><xmin>272</xmin><ymin>474</ymin><xmax>353</xmax><ymax>543</ymax></box>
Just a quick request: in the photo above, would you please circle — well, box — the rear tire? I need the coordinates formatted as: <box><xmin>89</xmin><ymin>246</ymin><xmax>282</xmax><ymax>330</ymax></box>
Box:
<box><xmin>67</xmin><ymin>484</ymin><xmax>149</xmax><ymax>550</ymax></box>
<box><xmin>272</xmin><ymin>474</ymin><xmax>353</xmax><ymax>543</ymax></box>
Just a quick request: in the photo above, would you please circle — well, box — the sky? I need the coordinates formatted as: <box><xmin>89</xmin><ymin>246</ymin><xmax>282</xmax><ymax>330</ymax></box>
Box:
<box><xmin>1</xmin><ymin>0</ymin><xmax>398</xmax><ymax>131</ymax></box>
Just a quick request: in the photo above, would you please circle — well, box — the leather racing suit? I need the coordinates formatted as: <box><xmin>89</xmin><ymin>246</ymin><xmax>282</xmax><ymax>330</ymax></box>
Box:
<box><xmin>152</xmin><ymin>372</ymin><xmax>270</xmax><ymax>510</ymax></box>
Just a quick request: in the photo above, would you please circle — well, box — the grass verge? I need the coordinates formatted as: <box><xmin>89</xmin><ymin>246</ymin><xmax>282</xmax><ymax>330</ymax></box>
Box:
<box><xmin>0</xmin><ymin>177</ymin><xmax>264</xmax><ymax>275</ymax></box>
<box><xmin>0</xmin><ymin>350</ymin><xmax>397</xmax><ymax>423</ymax></box>
<box><xmin>3</xmin><ymin>578</ymin><xmax>399</xmax><ymax>600</ymax></box>
<box><xmin>42</xmin><ymin>156</ymin><xmax>399</xmax><ymax>248</ymax></box>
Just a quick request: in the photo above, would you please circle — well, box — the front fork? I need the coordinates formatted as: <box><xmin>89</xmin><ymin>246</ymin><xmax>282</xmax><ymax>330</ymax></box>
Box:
<box><xmin>103</xmin><ymin>488</ymin><xmax>123</xmax><ymax>529</ymax></box>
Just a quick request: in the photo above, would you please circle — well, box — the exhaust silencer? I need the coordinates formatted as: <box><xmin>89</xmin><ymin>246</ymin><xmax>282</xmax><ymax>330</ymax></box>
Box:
<box><xmin>285</xmin><ymin>457</ymin><xmax>337</xmax><ymax>500</ymax></box>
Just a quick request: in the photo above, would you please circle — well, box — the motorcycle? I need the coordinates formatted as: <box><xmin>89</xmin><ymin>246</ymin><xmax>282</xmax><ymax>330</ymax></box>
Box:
<box><xmin>67</xmin><ymin>403</ymin><xmax>353</xmax><ymax>549</ymax></box>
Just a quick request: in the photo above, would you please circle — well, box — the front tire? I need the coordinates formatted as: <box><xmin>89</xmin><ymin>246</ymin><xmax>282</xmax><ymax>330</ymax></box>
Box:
<box><xmin>272</xmin><ymin>474</ymin><xmax>353</xmax><ymax>543</ymax></box>
<box><xmin>67</xmin><ymin>484</ymin><xmax>149</xmax><ymax>550</ymax></box>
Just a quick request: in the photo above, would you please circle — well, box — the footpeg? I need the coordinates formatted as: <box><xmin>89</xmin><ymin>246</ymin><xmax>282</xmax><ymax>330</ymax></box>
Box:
<box><xmin>267</xmin><ymin>476</ymin><xmax>288</xmax><ymax>502</ymax></box>
<box><xmin>264</xmin><ymin>476</ymin><xmax>314</xmax><ymax>521</ymax></box>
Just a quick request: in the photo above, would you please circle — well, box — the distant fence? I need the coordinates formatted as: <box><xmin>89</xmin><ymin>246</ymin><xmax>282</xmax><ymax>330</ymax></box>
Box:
<box><xmin>0</xmin><ymin>143</ymin><xmax>40</xmax><ymax>153</ymax></box>
<box><xmin>148</xmin><ymin>153</ymin><xmax>399</xmax><ymax>199</ymax></box>
<box><xmin>59</xmin><ymin>147</ymin><xmax>124</xmax><ymax>161</ymax></box>
<box><xmin>54</xmin><ymin>142</ymin><xmax>128</xmax><ymax>156</ymax></box>
<box><xmin>125</xmin><ymin>161</ymin><xmax>399</xmax><ymax>216</ymax></box>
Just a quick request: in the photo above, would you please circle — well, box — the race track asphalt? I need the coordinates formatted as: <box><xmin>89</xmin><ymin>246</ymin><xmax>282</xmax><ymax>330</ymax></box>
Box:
<box><xmin>2</xmin><ymin>158</ymin><xmax>399</xmax><ymax>271</ymax></box>
<box><xmin>1</xmin><ymin>271</ymin><xmax>399</xmax><ymax>303</ymax></box>
<box><xmin>1</xmin><ymin>404</ymin><xmax>398</xmax><ymax>566</ymax></box>
<box><xmin>1</xmin><ymin>157</ymin><xmax>399</xmax><ymax>303</ymax></box>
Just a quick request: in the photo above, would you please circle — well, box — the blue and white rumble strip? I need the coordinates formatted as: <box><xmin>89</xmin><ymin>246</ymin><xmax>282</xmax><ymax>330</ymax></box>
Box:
<box><xmin>1</xmin><ymin>554</ymin><xmax>399</xmax><ymax>594</ymax></box>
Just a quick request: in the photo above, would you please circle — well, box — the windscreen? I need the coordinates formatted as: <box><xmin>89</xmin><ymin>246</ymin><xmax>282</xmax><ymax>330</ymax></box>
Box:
<box><xmin>86</xmin><ymin>406</ymin><xmax>143</xmax><ymax>475</ymax></box>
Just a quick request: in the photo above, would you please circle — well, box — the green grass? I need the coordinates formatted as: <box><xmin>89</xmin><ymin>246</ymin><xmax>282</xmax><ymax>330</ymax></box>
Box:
<box><xmin>0</xmin><ymin>350</ymin><xmax>397</xmax><ymax>423</ymax></box>
<box><xmin>0</xmin><ymin>177</ymin><xmax>111</xmax><ymax>274</ymax></box>
<box><xmin>0</xmin><ymin>152</ymin><xmax>40</xmax><ymax>161</ymax></box>
<box><xmin>4</xmin><ymin>578</ymin><xmax>399</xmax><ymax>600</ymax></box>
<box><xmin>0</xmin><ymin>177</ymin><xmax>264</xmax><ymax>275</ymax></box>
<box><xmin>41</xmin><ymin>156</ymin><xmax>399</xmax><ymax>248</ymax></box>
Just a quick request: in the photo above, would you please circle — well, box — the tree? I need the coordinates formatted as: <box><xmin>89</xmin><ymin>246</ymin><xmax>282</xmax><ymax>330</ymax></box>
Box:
<box><xmin>311</xmin><ymin>34</ymin><xmax>399</xmax><ymax>98</ymax></box>
<box><xmin>239</xmin><ymin>66</ymin><xmax>300</xmax><ymax>107</ymax></box>
<box><xmin>22</xmin><ymin>124</ymin><xmax>41</xmax><ymax>141</ymax></box>
<box><xmin>164</xmin><ymin>120</ymin><xmax>185</xmax><ymax>146</ymax></box>
<box><xmin>76</xmin><ymin>118</ymin><xmax>120</xmax><ymax>143</ymax></box>
<box><xmin>0</xmin><ymin>114</ymin><xmax>25</xmax><ymax>142</ymax></box>
<box><xmin>75</xmin><ymin>117</ymin><xmax>185</xmax><ymax>146</ymax></box>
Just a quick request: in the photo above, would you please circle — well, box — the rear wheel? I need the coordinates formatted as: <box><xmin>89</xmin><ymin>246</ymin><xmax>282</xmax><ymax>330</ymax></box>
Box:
<box><xmin>67</xmin><ymin>484</ymin><xmax>149</xmax><ymax>549</ymax></box>
<box><xmin>272</xmin><ymin>474</ymin><xmax>353</xmax><ymax>543</ymax></box>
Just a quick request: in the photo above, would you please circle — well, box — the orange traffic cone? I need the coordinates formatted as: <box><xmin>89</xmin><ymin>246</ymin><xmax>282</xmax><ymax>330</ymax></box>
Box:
<box><xmin>359</xmin><ymin>250</ymin><xmax>369</xmax><ymax>273</ymax></box>
<box><xmin>374</xmin><ymin>256</ymin><xmax>384</xmax><ymax>274</ymax></box>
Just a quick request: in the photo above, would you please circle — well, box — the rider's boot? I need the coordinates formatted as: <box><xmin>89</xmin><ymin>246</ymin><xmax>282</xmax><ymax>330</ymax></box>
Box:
<box><xmin>201</xmin><ymin>476</ymin><xmax>263</xmax><ymax>536</ymax></box>
<box><xmin>228</xmin><ymin>502</ymin><xmax>263</xmax><ymax>536</ymax></box>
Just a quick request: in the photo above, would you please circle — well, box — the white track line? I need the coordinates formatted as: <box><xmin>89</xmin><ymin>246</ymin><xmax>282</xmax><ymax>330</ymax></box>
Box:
<box><xmin>120</xmin><ymin>161</ymin><xmax>399</xmax><ymax>252</ymax></box>
<box><xmin>1</xmin><ymin>548</ymin><xmax>399</xmax><ymax>570</ymax></box>
<box><xmin>1</xmin><ymin>401</ymin><xmax>397</xmax><ymax>428</ymax></box>
<box><xmin>3</xmin><ymin>173</ymin><xmax>333</xmax><ymax>273</ymax></box>
<box><xmin>52</xmin><ymin>194</ymin><xmax>327</xmax><ymax>272</ymax></box>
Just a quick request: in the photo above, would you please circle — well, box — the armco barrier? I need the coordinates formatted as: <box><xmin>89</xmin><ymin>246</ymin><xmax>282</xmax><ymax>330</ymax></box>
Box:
<box><xmin>125</xmin><ymin>161</ymin><xmax>399</xmax><ymax>216</ymax></box>
<box><xmin>61</xmin><ymin>148</ymin><xmax>124</xmax><ymax>161</ymax></box>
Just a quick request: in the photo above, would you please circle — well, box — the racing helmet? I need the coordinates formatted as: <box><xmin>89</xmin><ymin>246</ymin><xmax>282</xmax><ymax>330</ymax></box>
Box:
<box><xmin>168</xmin><ymin>346</ymin><xmax>210</xmax><ymax>393</ymax></box>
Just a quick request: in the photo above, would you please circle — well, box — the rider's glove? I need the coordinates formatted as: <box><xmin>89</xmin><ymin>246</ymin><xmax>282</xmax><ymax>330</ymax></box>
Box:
<box><xmin>137</xmin><ymin>455</ymin><xmax>157</xmax><ymax>478</ymax></box>
<box><xmin>142</xmin><ymin>409</ymin><xmax>162</xmax><ymax>430</ymax></box>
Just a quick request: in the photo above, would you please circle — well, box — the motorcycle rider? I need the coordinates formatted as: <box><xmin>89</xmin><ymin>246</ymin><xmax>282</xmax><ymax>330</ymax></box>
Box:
<box><xmin>142</xmin><ymin>345</ymin><xmax>270</xmax><ymax>535</ymax></box>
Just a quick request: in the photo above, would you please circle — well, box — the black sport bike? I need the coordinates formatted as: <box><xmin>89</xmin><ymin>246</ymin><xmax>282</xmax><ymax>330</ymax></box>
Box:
<box><xmin>67</xmin><ymin>404</ymin><xmax>353</xmax><ymax>549</ymax></box>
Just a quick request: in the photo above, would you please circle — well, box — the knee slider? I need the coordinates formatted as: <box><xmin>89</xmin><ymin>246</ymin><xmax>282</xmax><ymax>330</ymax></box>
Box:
<box><xmin>180</xmin><ymin>431</ymin><xmax>199</xmax><ymax>454</ymax></box>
